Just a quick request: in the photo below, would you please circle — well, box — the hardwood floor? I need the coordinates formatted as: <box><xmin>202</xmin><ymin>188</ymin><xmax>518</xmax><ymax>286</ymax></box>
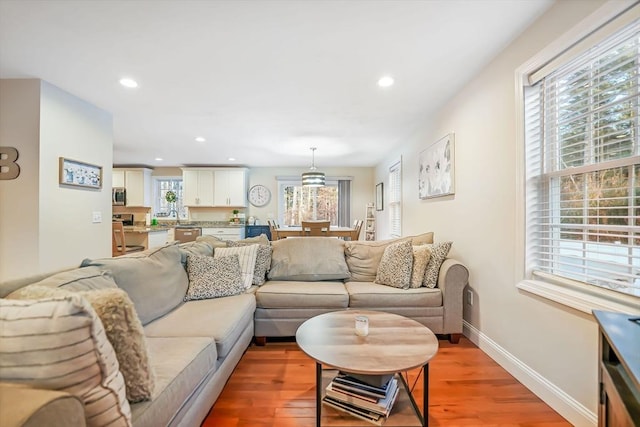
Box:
<box><xmin>203</xmin><ymin>337</ymin><xmax>570</xmax><ymax>427</ymax></box>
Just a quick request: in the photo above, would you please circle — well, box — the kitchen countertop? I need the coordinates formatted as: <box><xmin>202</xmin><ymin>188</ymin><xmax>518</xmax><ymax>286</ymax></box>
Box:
<box><xmin>123</xmin><ymin>226</ymin><xmax>171</xmax><ymax>234</ymax></box>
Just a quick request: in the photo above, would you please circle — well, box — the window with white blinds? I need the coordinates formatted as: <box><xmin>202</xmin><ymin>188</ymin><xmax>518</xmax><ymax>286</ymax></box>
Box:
<box><xmin>524</xmin><ymin>19</ymin><xmax>640</xmax><ymax>297</ymax></box>
<box><xmin>388</xmin><ymin>160</ymin><xmax>402</xmax><ymax>238</ymax></box>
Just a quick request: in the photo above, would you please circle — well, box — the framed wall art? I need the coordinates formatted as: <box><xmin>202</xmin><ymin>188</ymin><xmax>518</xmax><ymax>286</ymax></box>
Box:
<box><xmin>59</xmin><ymin>157</ymin><xmax>103</xmax><ymax>189</ymax></box>
<box><xmin>375</xmin><ymin>182</ymin><xmax>383</xmax><ymax>211</ymax></box>
<box><xmin>418</xmin><ymin>133</ymin><xmax>454</xmax><ymax>199</ymax></box>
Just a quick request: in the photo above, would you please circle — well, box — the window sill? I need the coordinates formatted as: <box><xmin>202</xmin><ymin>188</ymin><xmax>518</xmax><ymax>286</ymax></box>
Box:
<box><xmin>516</xmin><ymin>279</ymin><xmax>640</xmax><ymax>315</ymax></box>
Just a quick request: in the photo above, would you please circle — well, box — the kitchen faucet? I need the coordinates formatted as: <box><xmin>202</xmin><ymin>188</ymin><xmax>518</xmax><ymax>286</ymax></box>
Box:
<box><xmin>169</xmin><ymin>208</ymin><xmax>180</xmax><ymax>225</ymax></box>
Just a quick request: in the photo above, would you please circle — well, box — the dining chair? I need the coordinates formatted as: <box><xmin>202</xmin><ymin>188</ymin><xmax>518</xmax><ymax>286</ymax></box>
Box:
<box><xmin>301</xmin><ymin>220</ymin><xmax>330</xmax><ymax>237</ymax></box>
<box><xmin>350</xmin><ymin>219</ymin><xmax>363</xmax><ymax>241</ymax></box>
<box><xmin>112</xmin><ymin>221</ymin><xmax>145</xmax><ymax>257</ymax></box>
<box><xmin>267</xmin><ymin>220</ymin><xmax>280</xmax><ymax>240</ymax></box>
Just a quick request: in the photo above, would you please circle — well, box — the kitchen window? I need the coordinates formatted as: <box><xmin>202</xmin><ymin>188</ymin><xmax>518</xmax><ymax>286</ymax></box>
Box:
<box><xmin>519</xmin><ymin>5</ymin><xmax>639</xmax><ymax>310</ymax></box>
<box><xmin>153</xmin><ymin>177</ymin><xmax>187</xmax><ymax>219</ymax></box>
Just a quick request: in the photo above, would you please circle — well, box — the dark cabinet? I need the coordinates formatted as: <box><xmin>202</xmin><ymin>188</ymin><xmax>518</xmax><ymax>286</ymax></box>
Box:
<box><xmin>246</xmin><ymin>225</ymin><xmax>271</xmax><ymax>241</ymax></box>
<box><xmin>593</xmin><ymin>310</ymin><xmax>640</xmax><ymax>427</ymax></box>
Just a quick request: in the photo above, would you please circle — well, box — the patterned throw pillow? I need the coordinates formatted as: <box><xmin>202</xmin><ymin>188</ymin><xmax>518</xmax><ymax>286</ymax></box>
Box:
<box><xmin>227</xmin><ymin>241</ymin><xmax>272</xmax><ymax>286</ymax></box>
<box><xmin>410</xmin><ymin>245</ymin><xmax>432</xmax><ymax>288</ymax></box>
<box><xmin>185</xmin><ymin>254</ymin><xmax>244</xmax><ymax>300</ymax></box>
<box><xmin>213</xmin><ymin>245</ymin><xmax>259</xmax><ymax>289</ymax></box>
<box><xmin>422</xmin><ymin>241</ymin><xmax>453</xmax><ymax>288</ymax></box>
<box><xmin>0</xmin><ymin>295</ymin><xmax>132</xmax><ymax>427</ymax></box>
<box><xmin>374</xmin><ymin>240</ymin><xmax>413</xmax><ymax>289</ymax></box>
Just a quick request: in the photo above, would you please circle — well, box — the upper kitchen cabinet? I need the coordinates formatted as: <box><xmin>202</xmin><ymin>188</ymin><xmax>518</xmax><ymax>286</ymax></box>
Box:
<box><xmin>182</xmin><ymin>169</ymin><xmax>214</xmax><ymax>206</ymax></box>
<box><xmin>213</xmin><ymin>169</ymin><xmax>247</xmax><ymax>207</ymax></box>
<box><xmin>112</xmin><ymin>168</ymin><xmax>152</xmax><ymax>207</ymax></box>
<box><xmin>182</xmin><ymin>167</ymin><xmax>248</xmax><ymax>207</ymax></box>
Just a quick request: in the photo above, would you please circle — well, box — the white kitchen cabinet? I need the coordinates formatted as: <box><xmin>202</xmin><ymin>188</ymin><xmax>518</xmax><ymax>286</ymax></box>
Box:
<box><xmin>182</xmin><ymin>169</ymin><xmax>214</xmax><ymax>206</ymax></box>
<box><xmin>213</xmin><ymin>169</ymin><xmax>247</xmax><ymax>207</ymax></box>
<box><xmin>201</xmin><ymin>227</ymin><xmax>245</xmax><ymax>241</ymax></box>
<box><xmin>147</xmin><ymin>230</ymin><xmax>168</xmax><ymax>249</ymax></box>
<box><xmin>113</xmin><ymin>168</ymin><xmax>152</xmax><ymax>207</ymax></box>
<box><xmin>112</xmin><ymin>170</ymin><xmax>125</xmax><ymax>188</ymax></box>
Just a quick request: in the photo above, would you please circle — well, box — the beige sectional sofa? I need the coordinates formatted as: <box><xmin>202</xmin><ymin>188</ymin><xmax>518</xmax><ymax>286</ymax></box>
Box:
<box><xmin>0</xmin><ymin>232</ymin><xmax>468</xmax><ymax>427</ymax></box>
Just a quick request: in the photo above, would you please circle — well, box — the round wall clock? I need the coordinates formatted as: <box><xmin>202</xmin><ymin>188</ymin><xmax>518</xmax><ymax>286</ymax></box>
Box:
<box><xmin>248</xmin><ymin>184</ymin><xmax>271</xmax><ymax>207</ymax></box>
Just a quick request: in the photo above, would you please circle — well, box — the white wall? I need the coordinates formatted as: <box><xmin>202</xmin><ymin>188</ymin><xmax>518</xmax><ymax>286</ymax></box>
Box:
<box><xmin>374</xmin><ymin>1</ymin><xmax>607</xmax><ymax>425</ymax></box>
<box><xmin>0</xmin><ymin>79</ymin><xmax>112</xmax><ymax>280</ymax></box>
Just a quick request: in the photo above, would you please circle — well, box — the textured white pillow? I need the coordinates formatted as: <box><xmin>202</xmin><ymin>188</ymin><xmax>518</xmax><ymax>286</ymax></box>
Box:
<box><xmin>410</xmin><ymin>245</ymin><xmax>432</xmax><ymax>288</ymax></box>
<box><xmin>185</xmin><ymin>254</ymin><xmax>244</xmax><ymax>300</ymax></box>
<box><xmin>422</xmin><ymin>241</ymin><xmax>453</xmax><ymax>288</ymax></box>
<box><xmin>0</xmin><ymin>295</ymin><xmax>132</xmax><ymax>426</ymax></box>
<box><xmin>214</xmin><ymin>245</ymin><xmax>259</xmax><ymax>289</ymax></box>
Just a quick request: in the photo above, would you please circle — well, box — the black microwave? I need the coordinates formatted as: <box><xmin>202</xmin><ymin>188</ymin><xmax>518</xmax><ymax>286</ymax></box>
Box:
<box><xmin>112</xmin><ymin>187</ymin><xmax>126</xmax><ymax>206</ymax></box>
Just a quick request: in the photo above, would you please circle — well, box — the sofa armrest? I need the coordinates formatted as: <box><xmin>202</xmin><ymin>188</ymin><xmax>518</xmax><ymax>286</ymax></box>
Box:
<box><xmin>437</xmin><ymin>258</ymin><xmax>469</xmax><ymax>335</ymax></box>
<box><xmin>0</xmin><ymin>382</ymin><xmax>86</xmax><ymax>427</ymax></box>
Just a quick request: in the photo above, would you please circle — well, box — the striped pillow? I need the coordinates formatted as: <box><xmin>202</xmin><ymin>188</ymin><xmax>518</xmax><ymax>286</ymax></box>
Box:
<box><xmin>0</xmin><ymin>295</ymin><xmax>132</xmax><ymax>427</ymax></box>
<box><xmin>213</xmin><ymin>245</ymin><xmax>259</xmax><ymax>290</ymax></box>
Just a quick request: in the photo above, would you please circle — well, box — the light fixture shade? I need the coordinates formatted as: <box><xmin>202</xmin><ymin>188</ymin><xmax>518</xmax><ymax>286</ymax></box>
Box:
<box><xmin>302</xmin><ymin>171</ymin><xmax>325</xmax><ymax>187</ymax></box>
<box><xmin>302</xmin><ymin>147</ymin><xmax>325</xmax><ymax>187</ymax></box>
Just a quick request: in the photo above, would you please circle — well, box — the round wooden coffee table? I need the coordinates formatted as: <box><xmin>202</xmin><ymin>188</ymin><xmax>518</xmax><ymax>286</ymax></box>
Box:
<box><xmin>296</xmin><ymin>310</ymin><xmax>438</xmax><ymax>426</ymax></box>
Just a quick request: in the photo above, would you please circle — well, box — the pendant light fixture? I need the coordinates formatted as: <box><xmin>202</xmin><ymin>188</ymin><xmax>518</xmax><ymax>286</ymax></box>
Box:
<box><xmin>301</xmin><ymin>147</ymin><xmax>325</xmax><ymax>187</ymax></box>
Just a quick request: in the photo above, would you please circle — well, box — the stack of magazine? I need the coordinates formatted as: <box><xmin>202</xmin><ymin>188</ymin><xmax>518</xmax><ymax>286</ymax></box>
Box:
<box><xmin>322</xmin><ymin>372</ymin><xmax>399</xmax><ymax>426</ymax></box>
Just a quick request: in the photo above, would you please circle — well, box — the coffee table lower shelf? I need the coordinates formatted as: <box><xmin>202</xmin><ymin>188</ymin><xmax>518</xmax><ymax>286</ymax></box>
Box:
<box><xmin>319</xmin><ymin>368</ymin><xmax>425</xmax><ymax>426</ymax></box>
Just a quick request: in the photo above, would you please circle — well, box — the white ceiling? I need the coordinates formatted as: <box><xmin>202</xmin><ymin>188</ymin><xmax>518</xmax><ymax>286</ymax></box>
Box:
<box><xmin>0</xmin><ymin>0</ymin><xmax>553</xmax><ymax>168</ymax></box>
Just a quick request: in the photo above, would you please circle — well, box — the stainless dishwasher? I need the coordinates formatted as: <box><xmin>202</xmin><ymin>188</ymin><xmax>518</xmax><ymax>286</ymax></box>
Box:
<box><xmin>174</xmin><ymin>227</ymin><xmax>202</xmax><ymax>243</ymax></box>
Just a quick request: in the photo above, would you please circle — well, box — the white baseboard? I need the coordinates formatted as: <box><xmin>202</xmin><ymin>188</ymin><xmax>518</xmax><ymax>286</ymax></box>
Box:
<box><xmin>462</xmin><ymin>320</ymin><xmax>597</xmax><ymax>427</ymax></box>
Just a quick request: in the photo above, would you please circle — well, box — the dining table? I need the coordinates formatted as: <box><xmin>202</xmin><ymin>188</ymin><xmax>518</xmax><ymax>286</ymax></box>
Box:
<box><xmin>274</xmin><ymin>226</ymin><xmax>356</xmax><ymax>239</ymax></box>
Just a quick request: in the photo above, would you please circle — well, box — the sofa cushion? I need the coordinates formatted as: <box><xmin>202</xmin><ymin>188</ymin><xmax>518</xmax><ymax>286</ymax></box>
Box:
<box><xmin>7</xmin><ymin>285</ymin><xmax>154</xmax><ymax>404</ymax></box>
<box><xmin>213</xmin><ymin>245</ymin><xmax>258</xmax><ymax>290</ymax></box>
<box><xmin>0</xmin><ymin>296</ymin><xmax>132</xmax><ymax>427</ymax></box>
<box><xmin>185</xmin><ymin>254</ymin><xmax>244</xmax><ymax>300</ymax></box>
<box><xmin>268</xmin><ymin>237</ymin><xmax>349</xmax><ymax>281</ymax></box>
<box><xmin>144</xmin><ymin>293</ymin><xmax>256</xmax><ymax>359</ymax></box>
<box><xmin>178</xmin><ymin>241</ymin><xmax>214</xmax><ymax>261</ymax></box>
<box><xmin>130</xmin><ymin>337</ymin><xmax>216</xmax><ymax>427</ymax></box>
<box><xmin>410</xmin><ymin>245</ymin><xmax>432</xmax><ymax>288</ymax></box>
<box><xmin>6</xmin><ymin>266</ymin><xmax>117</xmax><ymax>297</ymax></box>
<box><xmin>256</xmin><ymin>281</ymin><xmax>349</xmax><ymax>309</ymax></box>
<box><xmin>81</xmin><ymin>243</ymin><xmax>188</xmax><ymax>325</ymax></box>
<box><xmin>227</xmin><ymin>241</ymin><xmax>272</xmax><ymax>286</ymax></box>
<box><xmin>345</xmin><ymin>281</ymin><xmax>442</xmax><ymax>308</ymax></box>
<box><xmin>194</xmin><ymin>235</ymin><xmax>228</xmax><ymax>249</ymax></box>
<box><xmin>422</xmin><ymin>241</ymin><xmax>453</xmax><ymax>288</ymax></box>
<box><xmin>374</xmin><ymin>241</ymin><xmax>413</xmax><ymax>289</ymax></box>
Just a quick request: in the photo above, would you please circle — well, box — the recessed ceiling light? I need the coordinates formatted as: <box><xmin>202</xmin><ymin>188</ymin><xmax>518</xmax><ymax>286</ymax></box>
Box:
<box><xmin>195</xmin><ymin>137</ymin><xmax>206</xmax><ymax>142</ymax></box>
<box><xmin>377</xmin><ymin>76</ymin><xmax>394</xmax><ymax>88</ymax></box>
<box><xmin>119</xmin><ymin>77</ymin><xmax>138</xmax><ymax>88</ymax></box>
<box><xmin>155</xmin><ymin>157</ymin><xmax>163</xmax><ymax>161</ymax></box>
<box><xmin>228</xmin><ymin>157</ymin><xmax>236</xmax><ymax>162</ymax></box>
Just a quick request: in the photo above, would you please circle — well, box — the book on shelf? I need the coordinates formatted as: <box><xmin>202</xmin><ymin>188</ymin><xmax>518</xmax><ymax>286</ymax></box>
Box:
<box><xmin>341</xmin><ymin>372</ymin><xmax>394</xmax><ymax>388</ymax></box>
<box><xmin>332</xmin><ymin>374</ymin><xmax>390</xmax><ymax>398</ymax></box>
<box><xmin>322</xmin><ymin>395</ymin><xmax>385</xmax><ymax>426</ymax></box>
<box><xmin>326</xmin><ymin>377</ymin><xmax>399</xmax><ymax>416</ymax></box>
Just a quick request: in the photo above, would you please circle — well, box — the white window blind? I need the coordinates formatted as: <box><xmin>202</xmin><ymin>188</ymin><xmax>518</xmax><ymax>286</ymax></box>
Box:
<box><xmin>389</xmin><ymin>160</ymin><xmax>402</xmax><ymax>238</ymax></box>
<box><xmin>524</xmin><ymin>19</ymin><xmax>640</xmax><ymax>297</ymax></box>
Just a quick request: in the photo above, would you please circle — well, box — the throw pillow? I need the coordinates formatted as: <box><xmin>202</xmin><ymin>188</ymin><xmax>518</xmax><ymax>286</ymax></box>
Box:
<box><xmin>213</xmin><ymin>245</ymin><xmax>258</xmax><ymax>289</ymax></box>
<box><xmin>185</xmin><ymin>254</ymin><xmax>244</xmax><ymax>300</ymax></box>
<box><xmin>7</xmin><ymin>285</ymin><xmax>155</xmax><ymax>403</ymax></box>
<box><xmin>81</xmin><ymin>243</ymin><xmax>189</xmax><ymax>325</ymax></box>
<box><xmin>422</xmin><ymin>241</ymin><xmax>453</xmax><ymax>288</ymax></box>
<box><xmin>227</xmin><ymin>241</ymin><xmax>272</xmax><ymax>286</ymax></box>
<box><xmin>410</xmin><ymin>245</ymin><xmax>432</xmax><ymax>288</ymax></box>
<box><xmin>344</xmin><ymin>237</ymin><xmax>405</xmax><ymax>282</ymax></box>
<box><xmin>0</xmin><ymin>295</ymin><xmax>132</xmax><ymax>426</ymax></box>
<box><xmin>374</xmin><ymin>240</ymin><xmax>413</xmax><ymax>289</ymax></box>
